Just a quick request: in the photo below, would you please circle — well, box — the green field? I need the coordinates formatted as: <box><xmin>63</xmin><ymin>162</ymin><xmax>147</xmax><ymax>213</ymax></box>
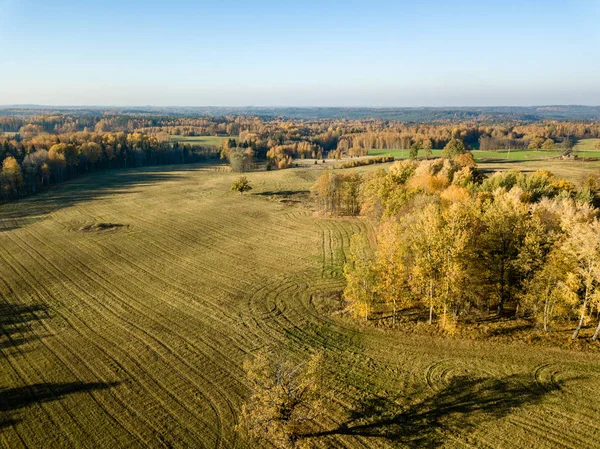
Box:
<box><xmin>369</xmin><ymin>139</ymin><xmax>600</xmax><ymax>162</ymax></box>
<box><xmin>2</xmin><ymin>163</ymin><xmax>600</xmax><ymax>448</ymax></box>
<box><xmin>369</xmin><ymin>148</ymin><xmax>565</xmax><ymax>162</ymax></box>
<box><xmin>169</xmin><ymin>135</ymin><xmax>233</xmax><ymax>147</ymax></box>
<box><xmin>476</xmin><ymin>159</ymin><xmax>600</xmax><ymax>183</ymax></box>
<box><xmin>574</xmin><ymin>138</ymin><xmax>600</xmax><ymax>152</ymax></box>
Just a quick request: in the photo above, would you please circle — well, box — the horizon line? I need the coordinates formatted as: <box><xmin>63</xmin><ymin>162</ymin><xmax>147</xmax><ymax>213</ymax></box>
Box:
<box><xmin>1</xmin><ymin>104</ymin><xmax>600</xmax><ymax>109</ymax></box>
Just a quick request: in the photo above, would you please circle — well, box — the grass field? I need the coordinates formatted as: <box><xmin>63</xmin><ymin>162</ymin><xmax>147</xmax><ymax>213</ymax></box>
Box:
<box><xmin>369</xmin><ymin>139</ymin><xmax>600</xmax><ymax>162</ymax></box>
<box><xmin>169</xmin><ymin>135</ymin><xmax>233</xmax><ymax>147</ymax></box>
<box><xmin>477</xmin><ymin>159</ymin><xmax>600</xmax><ymax>183</ymax></box>
<box><xmin>369</xmin><ymin>148</ymin><xmax>566</xmax><ymax>162</ymax></box>
<box><xmin>2</xmin><ymin>163</ymin><xmax>600</xmax><ymax>448</ymax></box>
<box><xmin>574</xmin><ymin>138</ymin><xmax>600</xmax><ymax>152</ymax></box>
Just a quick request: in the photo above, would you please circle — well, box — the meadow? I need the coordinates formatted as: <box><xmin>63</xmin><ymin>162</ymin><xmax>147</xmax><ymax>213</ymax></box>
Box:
<box><xmin>2</xmin><ymin>162</ymin><xmax>600</xmax><ymax>448</ymax></box>
<box><xmin>168</xmin><ymin>135</ymin><xmax>234</xmax><ymax>147</ymax></box>
<box><xmin>573</xmin><ymin>138</ymin><xmax>600</xmax><ymax>152</ymax></box>
<box><xmin>368</xmin><ymin>139</ymin><xmax>600</xmax><ymax>162</ymax></box>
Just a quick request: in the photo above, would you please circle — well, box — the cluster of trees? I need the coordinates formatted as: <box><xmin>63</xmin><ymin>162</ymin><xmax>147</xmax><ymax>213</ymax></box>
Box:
<box><xmin>337</xmin><ymin>155</ymin><xmax>394</xmax><ymax>169</ymax></box>
<box><xmin>312</xmin><ymin>172</ymin><xmax>362</xmax><ymax>216</ymax></box>
<box><xmin>187</xmin><ymin>117</ymin><xmax>600</xmax><ymax>170</ymax></box>
<box><xmin>0</xmin><ymin>113</ymin><xmax>241</xmax><ymax>136</ymax></box>
<box><xmin>0</xmin><ymin>130</ymin><xmax>219</xmax><ymax>201</ymax></box>
<box><xmin>314</xmin><ymin>154</ymin><xmax>600</xmax><ymax>338</ymax></box>
<box><xmin>266</xmin><ymin>142</ymin><xmax>323</xmax><ymax>169</ymax></box>
<box><xmin>479</xmin><ymin>135</ymin><xmax>574</xmax><ymax>152</ymax></box>
<box><xmin>220</xmin><ymin>141</ymin><xmax>255</xmax><ymax>172</ymax></box>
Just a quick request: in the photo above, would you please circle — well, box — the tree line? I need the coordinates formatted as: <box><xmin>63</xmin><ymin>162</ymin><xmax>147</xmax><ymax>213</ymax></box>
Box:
<box><xmin>0</xmin><ymin>131</ymin><xmax>219</xmax><ymax>201</ymax></box>
<box><xmin>4</xmin><ymin>110</ymin><xmax>600</xmax><ymax>199</ymax></box>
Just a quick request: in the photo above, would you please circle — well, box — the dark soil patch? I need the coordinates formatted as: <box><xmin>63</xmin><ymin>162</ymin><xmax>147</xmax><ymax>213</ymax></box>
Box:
<box><xmin>79</xmin><ymin>222</ymin><xmax>127</xmax><ymax>232</ymax></box>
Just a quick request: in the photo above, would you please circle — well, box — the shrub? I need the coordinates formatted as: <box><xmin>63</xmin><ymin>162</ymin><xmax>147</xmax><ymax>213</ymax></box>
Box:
<box><xmin>231</xmin><ymin>176</ymin><xmax>252</xmax><ymax>194</ymax></box>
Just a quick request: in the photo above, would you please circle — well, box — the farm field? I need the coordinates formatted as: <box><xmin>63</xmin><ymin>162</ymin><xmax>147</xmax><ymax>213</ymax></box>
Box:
<box><xmin>573</xmin><ymin>138</ymin><xmax>600</xmax><ymax>152</ymax></box>
<box><xmin>369</xmin><ymin>139</ymin><xmax>600</xmax><ymax>162</ymax></box>
<box><xmin>370</xmin><ymin>148</ymin><xmax>569</xmax><ymax>161</ymax></box>
<box><xmin>368</xmin><ymin>150</ymin><xmax>600</xmax><ymax>183</ymax></box>
<box><xmin>369</xmin><ymin>148</ymin><xmax>564</xmax><ymax>162</ymax></box>
<box><xmin>477</xmin><ymin>159</ymin><xmax>600</xmax><ymax>183</ymax></box>
<box><xmin>2</xmin><ymin>163</ymin><xmax>600</xmax><ymax>448</ymax></box>
<box><xmin>168</xmin><ymin>135</ymin><xmax>233</xmax><ymax>147</ymax></box>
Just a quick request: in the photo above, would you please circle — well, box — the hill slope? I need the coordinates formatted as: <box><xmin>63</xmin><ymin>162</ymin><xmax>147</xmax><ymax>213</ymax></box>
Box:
<box><xmin>1</xmin><ymin>164</ymin><xmax>600</xmax><ymax>448</ymax></box>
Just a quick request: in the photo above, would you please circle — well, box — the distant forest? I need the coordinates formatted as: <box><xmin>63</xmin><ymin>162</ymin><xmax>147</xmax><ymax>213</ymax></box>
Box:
<box><xmin>2</xmin><ymin>105</ymin><xmax>600</xmax><ymax>121</ymax></box>
<box><xmin>1</xmin><ymin>109</ymin><xmax>600</xmax><ymax>201</ymax></box>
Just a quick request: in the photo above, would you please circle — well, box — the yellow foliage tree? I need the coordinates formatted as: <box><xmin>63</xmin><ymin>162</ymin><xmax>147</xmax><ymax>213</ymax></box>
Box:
<box><xmin>238</xmin><ymin>351</ymin><xmax>325</xmax><ymax>448</ymax></box>
<box><xmin>344</xmin><ymin>234</ymin><xmax>376</xmax><ymax>320</ymax></box>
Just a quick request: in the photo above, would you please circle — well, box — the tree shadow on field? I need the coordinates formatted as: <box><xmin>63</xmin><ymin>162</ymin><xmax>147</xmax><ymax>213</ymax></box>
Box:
<box><xmin>0</xmin><ymin>300</ymin><xmax>119</xmax><ymax>432</ymax></box>
<box><xmin>0</xmin><ymin>381</ymin><xmax>119</xmax><ymax>413</ymax></box>
<box><xmin>478</xmin><ymin>162</ymin><xmax>537</xmax><ymax>175</ymax></box>
<box><xmin>255</xmin><ymin>189</ymin><xmax>310</xmax><ymax>197</ymax></box>
<box><xmin>0</xmin><ymin>165</ymin><xmax>192</xmax><ymax>231</ymax></box>
<box><xmin>0</xmin><ymin>381</ymin><xmax>118</xmax><ymax>432</ymax></box>
<box><xmin>0</xmin><ymin>417</ymin><xmax>20</xmax><ymax>430</ymax></box>
<box><xmin>305</xmin><ymin>374</ymin><xmax>562</xmax><ymax>447</ymax></box>
<box><xmin>0</xmin><ymin>302</ymin><xmax>50</xmax><ymax>350</ymax></box>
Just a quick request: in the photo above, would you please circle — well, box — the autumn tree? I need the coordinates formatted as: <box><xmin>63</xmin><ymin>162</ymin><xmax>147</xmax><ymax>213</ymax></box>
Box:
<box><xmin>338</xmin><ymin>173</ymin><xmax>361</xmax><ymax>215</ymax></box>
<box><xmin>312</xmin><ymin>171</ymin><xmax>336</xmax><ymax>215</ymax></box>
<box><xmin>48</xmin><ymin>144</ymin><xmax>67</xmax><ymax>182</ymax></box>
<box><xmin>312</xmin><ymin>172</ymin><xmax>361</xmax><ymax>216</ymax></box>
<box><xmin>422</xmin><ymin>139</ymin><xmax>433</xmax><ymax>159</ymax></box>
<box><xmin>344</xmin><ymin>234</ymin><xmax>376</xmax><ymax>320</ymax></box>
<box><xmin>410</xmin><ymin>205</ymin><xmax>443</xmax><ymax>325</ymax></box>
<box><xmin>22</xmin><ymin>149</ymin><xmax>48</xmax><ymax>193</ymax></box>
<box><xmin>522</xmin><ymin>246</ymin><xmax>574</xmax><ymax>332</ymax></box>
<box><xmin>1</xmin><ymin>156</ymin><xmax>23</xmax><ymax>200</ymax></box>
<box><xmin>528</xmin><ymin>137</ymin><xmax>545</xmax><ymax>150</ymax></box>
<box><xmin>228</xmin><ymin>147</ymin><xmax>254</xmax><ymax>172</ymax></box>
<box><xmin>441</xmin><ymin>138</ymin><xmax>467</xmax><ymax>159</ymax></box>
<box><xmin>80</xmin><ymin>142</ymin><xmax>103</xmax><ymax>171</ymax></box>
<box><xmin>409</xmin><ymin>202</ymin><xmax>476</xmax><ymax>329</ymax></box>
<box><xmin>409</xmin><ymin>141</ymin><xmax>421</xmax><ymax>159</ymax></box>
<box><xmin>479</xmin><ymin>189</ymin><xmax>529</xmax><ymax>315</ymax></box>
<box><xmin>63</xmin><ymin>144</ymin><xmax>79</xmax><ymax>176</ymax></box>
<box><xmin>238</xmin><ymin>351</ymin><xmax>326</xmax><ymax>448</ymax></box>
<box><xmin>375</xmin><ymin>219</ymin><xmax>409</xmax><ymax>325</ymax></box>
<box><xmin>561</xmin><ymin>220</ymin><xmax>600</xmax><ymax>339</ymax></box>
<box><xmin>541</xmin><ymin>138</ymin><xmax>555</xmax><ymax>150</ymax></box>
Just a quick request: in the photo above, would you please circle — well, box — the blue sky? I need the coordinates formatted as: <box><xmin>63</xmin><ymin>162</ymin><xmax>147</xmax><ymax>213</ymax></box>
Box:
<box><xmin>0</xmin><ymin>0</ymin><xmax>598</xmax><ymax>106</ymax></box>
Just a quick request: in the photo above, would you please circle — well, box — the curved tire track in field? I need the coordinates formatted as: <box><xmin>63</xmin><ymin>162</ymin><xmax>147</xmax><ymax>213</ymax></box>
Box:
<box><xmin>0</xmin><ymin>253</ymin><xmax>153</xmax><ymax>448</ymax></box>
<box><xmin>424</xmin><ymin>359</ymin><xmax>493</xmax><ymax>392</ymax></box>
<box><xmin>3</xmin><ymin>230</ymin><xmax>222</xmax><ymax>448</ymax></box>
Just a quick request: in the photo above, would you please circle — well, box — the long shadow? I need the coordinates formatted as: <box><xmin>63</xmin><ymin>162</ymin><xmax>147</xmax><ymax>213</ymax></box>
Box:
<box><xmin>0</xmin><ymin>164</ymin><xmax>207</xmax><ymax>231</ymax></box>
<box><xmin>0</xmin><ymin>300</ymin><xmax>118</xmax><ymax>431</ymax></box>
<box><xmin>484</xmin><ymin>323</ymin><xmax>535</xmax><ymax>337</ymax></box>
<box><xmin>0</xmin><ymin>302</ymin><xmax>49</xmax><ymax>350</ymax></box>
<box><xmin>0</xmin><ymin>381</ymin><xmax>118</xmax><ymax>412</ymax></box>
<box><xmin>0</xmin><ymin>417</ymin><xmax>20</xmax><ymax>431</ymax></box>
<box><xmin>477</xmin><ymin>160</ymin><xmax>538</xmax><ymax>175</ymax></box>
<box><xmin>254</xmin><ymin>189</ymin><xmax>310</xmax><ymax>197</ymax></box>
<box><xmin>306</xmin><ymin>374</ymin><xmax>562</xmax><ymax>447</ymax></box>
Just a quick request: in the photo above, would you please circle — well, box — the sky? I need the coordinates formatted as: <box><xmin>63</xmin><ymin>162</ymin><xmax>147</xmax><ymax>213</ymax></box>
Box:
<box><xmin>0</xmin><ymin>0</ymin><xmax>599</xmax><ymax>107</ymax></box>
